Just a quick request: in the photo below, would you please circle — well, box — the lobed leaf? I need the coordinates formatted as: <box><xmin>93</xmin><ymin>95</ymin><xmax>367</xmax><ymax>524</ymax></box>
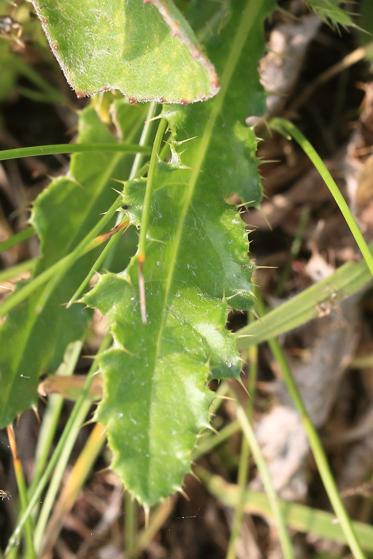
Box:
<box><xmin>31</xmin><ymin>0</ymin><xmax>219</xmax><ymax>103</ymax></box>
<box><xmin>0</xmin><ymin>104</ymin><xmax>142</xmax><ymax>427</ymax></box>
<box><xmin>85</xmin><ymin>0</ymin><xmax>275</xmax><ymax>505</ymax></box>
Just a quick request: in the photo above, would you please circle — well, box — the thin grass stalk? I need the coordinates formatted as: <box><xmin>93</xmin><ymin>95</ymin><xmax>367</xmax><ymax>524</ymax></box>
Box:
<box><xmin>4</xmin><ymin>334</ymin><xmax>111</xmax><ymax>556</ymax></box>
<box><xmin>236</xmin><ymin>244</ymin><xmax>373</xmax><ymax>349</ymax></box>
<box><xmin>33</xmin><ymin>370</ymin><xmax>103</xmax><ymax>551</ymax></box>
<box><xmin>235</xmin><ymin>404</ymin><xmax>295</xmax><ymax>559</ymax></box>
<box><xmin>0</xmin><ymin>195</ymin><xmax>125</xmax><ymax>318</ymax></box>
<box><xmin>193</xmin><ymin>420</ymin><xmax>240</xmax><ymax>460</ymax></box>
<box><xmin>275</xmin><ymin>207</ymin><xmax>310</xmax><ymax>296</ymax></box>
<box><xmin>40</xmin><ymin>423</ymin><xmax>106</xmax><ymax>556</ymax></box>
<box><xmin>127</xmin><ymin>498</ymin><xmax>175</xmax><ymax>559</ymax></box>
<box><xmin>0</xmin><ymin>227</ymin><xmax>34</xmax><ymax>254</ymax></box>
<box><xmin>226</xmin><ymin>343</ymin><xmax>258</xmax><ymax>559</ymax></box>
<box><xmin>125</xmin><ymin>494</ymin><xmax>137</xmax><ymax>553</ymax></box>
<box><xmin>30</xmin><ymin>341</ymin><xmax>83</xmax><ymax>493</ymax></box>
<box><xmin>0</xmin><ymin>143</ymin><xmax>150</xmax><ymax>162</ymax></box>
<box><xmin>11</xmin><ymin>58</ymin><xmax>66</xmax><ymax>105</ymax></box>
<box><xmin>0</xmin><ymin>259</ymin><xmax>36</xmax><ymax>283</ymax></box>
<box><xmin>6</xmin><ymin>426</ymin><xmax>36</xmax><ymax>559</ymax></box>
<box><xmin>67</xmin><ymin>101</ymin><xmax>158</xmax><ymax>307</ymax></box>
<box><xmin>137</xmin><ymin>117</ymin><xmax>168</xmax><ymax>323</ymax></box>
<box><xmin>270</xmin><ymin>118</ymin><xmax>373</xmax><ymax>276</ymax></box>
<box><xmin>255</xmin><ymin>293</ymin><xmax>366</xmax><ymax>559</ymax></box>
<box><xmin>33</xmin><ymin>404</ymin><xmax>94</xmax><ymax>551</ymax></box>
<box><xmin>202</xmin><ymin>472</ymin><xmax>373</xmax><ymax>550</ymax></box>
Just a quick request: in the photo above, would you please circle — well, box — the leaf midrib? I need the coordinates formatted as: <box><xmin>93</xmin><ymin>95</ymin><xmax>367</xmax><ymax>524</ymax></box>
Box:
<box><xmin>145</xmin><ymin>0</ymin><xmax>266</xmax><ymax>496</ymax></box>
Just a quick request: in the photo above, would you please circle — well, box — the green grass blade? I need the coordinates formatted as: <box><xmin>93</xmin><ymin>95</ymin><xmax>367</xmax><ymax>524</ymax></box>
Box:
<box><xmin>0</xmin><ymin>259</ymin><xmax>36</xmax><ymax>283</ymax></box>
<box><xmin>236</xmin><ymin>405</ymin><xmax>295</xmax><ymax>559</ymax></box>
<box><xmin>193</xmin><ymin>420</ymin><xmax>240</xmax><ymax>460</ymax></box>
<box><xmin>0</xmin><ymin>195</ymin><xmax>124</xmax><ymax>319</ymax></box>
<box><xmin>226</xmin><ymin>342</ymin><xmax>258</xmax><ymax>559</ymax></box>
<box><xmin>0</xmin><ymin>143</ymin><xmax>150</xmax><ymax>162</ymax></box>
<box><xmin>270</xmin><ymin>118</ymin><xmax>373</xmax><ymax>276</ymax></box>
<box><xmin>66</xmin><ymin>102</ymin><xmax>158</xmax><ymax>308</ymax></box>
<box><xmin>6</xmin><ymin>426</ymin><xmax>36</xmax><ymax>559</ymax></box>
<box><xmin>254</xmin><ymin>294</ymin><xmax>366</xmax><ymax>559</ymax></box>
<box><xmin>0</xmin><ymin>227</ymin><xmax>34</xmax><ymax>254</ymax></box>
<box><xmin>4</xmin><ymin>335</ymin><xmax>111</xmax><ymax>556</ymax></box>
<box><xmin>204</xmin><ymin>474</ymin><xmax>373</xmax><ymax>551</ymax></box>
<box><xmin>236</xmin><ymin>246</ymin><xmax>373</xmax><ymax>349</ymax></box>
<box><xmin>30</xmin><ymin>342</ymin><xmax>83</xmax><ymax>493</ymax></box>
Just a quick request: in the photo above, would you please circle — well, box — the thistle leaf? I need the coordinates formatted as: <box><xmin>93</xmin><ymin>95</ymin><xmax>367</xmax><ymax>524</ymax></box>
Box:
<box><xmin>0</xmin><ymin>105</ymin><xmax>142</xmax><ymax>427</ymax></box>
<box><xmin>31</xmin><ymin>0</ymin><xmax>219</xmax><ymax>103</ymax></box>
<box><xmin>306</xmin><ymin>0</ymin><xmax>354</xmax><ymax>28</ymax></box>
<box><xmin>85</xmin><ymin>0</ymin><xmax>275</xmax><ymax>505</ymax></box>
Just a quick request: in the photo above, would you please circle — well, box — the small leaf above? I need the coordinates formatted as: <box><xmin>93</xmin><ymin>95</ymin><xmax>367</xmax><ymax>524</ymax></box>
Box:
<box><xmin>31</xmin><ymin>0</ymin><xmax>219</xmax><ymax>103</ymax></box>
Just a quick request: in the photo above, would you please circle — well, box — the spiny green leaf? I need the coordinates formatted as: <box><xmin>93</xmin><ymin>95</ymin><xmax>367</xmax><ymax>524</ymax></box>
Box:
<box><xmin>306</xmin><ymin>0</ymin><xmax>355</xmax><ymax>28</ymax></box>
<box><xmin>85</xmin><ymin>0</ymin><xmax>274</xmax><ymax>506</ymax></box>
<box><xmin>31</xmin><ymin>0</ymin><xmax>219</xmax><ymax>103</ymax></box>
<box><xmin>0</xmin><ymin>104</ymin><xmax>143</xmax><ymax>427</ymax></box>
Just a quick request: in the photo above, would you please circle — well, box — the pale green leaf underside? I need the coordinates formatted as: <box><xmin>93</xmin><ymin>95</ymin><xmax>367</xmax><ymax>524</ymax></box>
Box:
<box><xmin>31</xmin><ymin>0</ymin><xmax>219</xmax><ymax>103</ymax></box>
<box><xmin>85</xmin><ymin>0</ymin><xmax>274</xmax><ymax>506</ymax></box>
<box><xmin>0</xmin><ymin>105</ymin><xmax>140</xmax><ymax>427</ymax></box>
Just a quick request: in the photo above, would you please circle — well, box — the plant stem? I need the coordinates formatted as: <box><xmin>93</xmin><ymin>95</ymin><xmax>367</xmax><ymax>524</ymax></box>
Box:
<box><xmin>235</xmin><ymin>404</ymin><xmax>295</xmax><ymax>559</ymax></box>
<box><xmin>38</xmin><ymin>423</ymin><xmax>106</xmax><ymax>556</ymax></box>
<box><xmin>6</xmin><ymin>426</ymin><xmax>36</xmax><ymax>559</ymax></box>
<box><xmin>270</xmin><ymin>118</ymin><xmax>373</xmax><ymax>276</ymax></box>
<box><xmin>255</xmin><ymin>293</ymin><xmax>366</xmax><ymax>559</ymax></box>
<box><xmin>137</xmin><ymin>118</ymin><xmax>167</xmax><ymax>261</ymax></box>
<box><xmin>275</xmin><ymin>207</ymin><xmax>310</xmax><ymax>296</ymax></box>
<box><xmin>194</xmin><ymin>420</ymin><xmax>240</xmax><ymax>460</ymax></box>
<box><xmin>127</xmin><ymin>498</ymin><xmax>175</xmax><ymax>559</ymax></box>
<box><xmin>12</xmin><ymin>58</ymin><xmax>66</xmax><ymax>105</ymax></box>
<box><xmin>202</xmin><ymin>472</ymin><xmax>373</xmax><ymax>551</ymax></box>
<box><xmin>67</xmin><ymin>102</ymin><xmax>158</xmax><ymax>307</ymax></box>
<box><xmin>137</xmin><ymin>117</ymin><xmax>167</xmax><ymax>323</ymax></box>
<box><xmin>0</xmin><ymin>227</ymin><xmax>34</xmax><ymax>254</ymax></box>
<box><xmin>226</xmin><ymin>343</ymin><xmax>258</xmax><ymax>559</ymax></box>
<box><xmin>125</xmin><ymin>494</ymin><xmax>137</xmax><ymax>553</ymax></box>
<box><xmin>30</xmin><ymin>342</ymin><xmax>83</xmax><ymax>493</ymax></box>
<box><xmin>0</xmin><ymin>195</ymin><xmax>124</xmax><ymax>318</ymax></box>
<box><xmin>0</xmin><ymin>259</ymin><xmax>36</xmax><ymax>283</ymax></box>
<box><xmin>33</xmin><ymin>383</ymin><xmax>101</xmax><ymax>551</ymax></box>
<box><xmin>0</xmin><ymin>143</ymin><xmax>150</xmax><ymax>162</ymax></box>
<box><xmin>5</xmin><ymin>335</ymin><xmax>111</xmax><ymax>556</ymax></box>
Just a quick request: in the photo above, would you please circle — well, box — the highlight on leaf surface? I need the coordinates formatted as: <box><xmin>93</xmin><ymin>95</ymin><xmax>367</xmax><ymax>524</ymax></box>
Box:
<box><xmin>84</xmin><ymin>0</ymin><xmax>275</xmax><ymax>506</ymax></box>
<box><xmin>31</xmin><ymin>0</ymin><xmax>219</xmax><ymax>103</ymax></box>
